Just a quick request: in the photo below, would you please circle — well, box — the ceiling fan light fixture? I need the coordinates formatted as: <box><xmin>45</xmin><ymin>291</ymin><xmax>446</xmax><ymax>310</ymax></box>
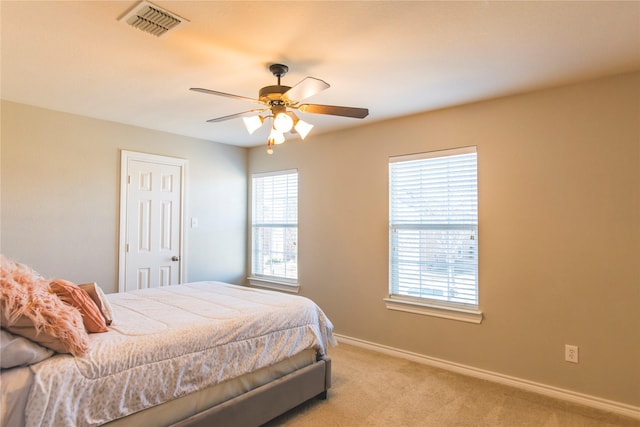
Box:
<box><xmin>192</xmin><ymin>63</ymin><xmax>368</xmax><ymax>155</ymax></box>
<box><xmin>273</xmin><ymin>112</ymin><xmax>294</xmax><ymax>133</ymax></box>
<box><xmin>243</xmin><ymin>115</ymin><xmax>264</xmax><ymax>134</ymax></box>
<box><xmin>294</xmin><ymin>119</ymin><xmax>314</xmax><ymax>139</ymax></box>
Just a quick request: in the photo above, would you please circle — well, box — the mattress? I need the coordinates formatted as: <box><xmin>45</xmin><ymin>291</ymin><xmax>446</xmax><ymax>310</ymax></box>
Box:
<box><xmin>21</xmin><ymin>281</ymin><xmax>335</xmax><ymax>427</ymax></box>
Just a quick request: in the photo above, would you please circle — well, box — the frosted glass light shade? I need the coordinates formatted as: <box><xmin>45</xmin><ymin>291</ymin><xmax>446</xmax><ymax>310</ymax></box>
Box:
<box><xmin>243</xmin><ymin>116</ymin><xmax>264</xmax><ymax>134</ymax></box>
<box><xmin>273</xmin><ymin>112</ymin><xmax>294</xmax><ymax>133</ymax></box>
<box><xmin>294</xmin><ymin>119</ymin><xmax>313</xmax><ymax>139</ymax></box>
<box><xmin>269</xmin><ymin>128</ymin><xmax>286</xmax><ymax>145</ymax></box>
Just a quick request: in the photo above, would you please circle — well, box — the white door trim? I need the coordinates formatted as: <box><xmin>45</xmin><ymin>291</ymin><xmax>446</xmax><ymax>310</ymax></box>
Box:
<box><xmin>118</xmin><ymin>150</ymin><xmax>188</xmax><ymax>292</ymax></box>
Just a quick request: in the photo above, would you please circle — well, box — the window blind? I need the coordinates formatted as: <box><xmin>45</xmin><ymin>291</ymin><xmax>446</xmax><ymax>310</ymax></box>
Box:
<box><xmin>389</xmin><ymin>147</ymin><xmax>478</xmax><ymax>307</ymax></box>
<box><xmin>251</xmin><ymin>170</ymin><xmax>298</xmax><ymax>281</ymax></box>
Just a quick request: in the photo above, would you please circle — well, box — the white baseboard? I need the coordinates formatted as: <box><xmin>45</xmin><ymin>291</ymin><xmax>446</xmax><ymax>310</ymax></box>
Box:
<box><xmin>333</xmin><ymin>333</ymin><xmax>640</xmax><ymax>420</ymax></box>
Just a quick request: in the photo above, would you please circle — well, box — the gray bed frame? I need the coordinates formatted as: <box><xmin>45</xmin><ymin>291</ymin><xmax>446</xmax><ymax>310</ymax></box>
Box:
<box><xmin>172</xmin><ymin>355</ymin><xmax>331</xmax><ymax>426</ymax></box>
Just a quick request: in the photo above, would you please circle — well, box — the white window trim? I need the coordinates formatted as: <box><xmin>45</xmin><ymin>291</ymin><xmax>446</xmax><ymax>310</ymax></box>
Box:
<box><xmin>250</xmin><ymin>169</ymin><xmax>299</xmax><ymax>286</ymax></box>
<box><xmin>388</xmin><ymin>146</ymin><xmax>480</xmax><ymax>321</ymax></box>
<box><xmin>252</xmin><ymin>169</ymin><xmax>298</xmax><ymax>179</ymax></box>
<box><xmin>384</xmin><ymin>296</ymin><xmax>483</xmax><ymax>324</ymax></box>
<box><xmin>247</xmin><ymin>276</ymin><xmax>300</xmax><ymax>294</ymax></box>
<box><xmin>389</xmin><ymin>145</ymin><xmax>477</xmax><ymax>163</ymax></box>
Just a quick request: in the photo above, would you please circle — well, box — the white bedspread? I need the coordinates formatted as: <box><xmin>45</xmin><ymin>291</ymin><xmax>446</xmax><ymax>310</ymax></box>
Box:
<box><xmin>25</xmin><ymin>281</ymin><xmax>335</xmax><ymax>427</ymax></box>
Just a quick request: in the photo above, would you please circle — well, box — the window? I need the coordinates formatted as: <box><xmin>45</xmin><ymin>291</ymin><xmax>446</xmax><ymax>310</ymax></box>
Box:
<box><xmin>250</xmin><ymin>170</ymin><xmax>298</xmax><ymax>288</ymax></box>
<box><xmin>387</xmin><ymin>147</ymin><xmax>481</xmax><ymax>322</ymax></box>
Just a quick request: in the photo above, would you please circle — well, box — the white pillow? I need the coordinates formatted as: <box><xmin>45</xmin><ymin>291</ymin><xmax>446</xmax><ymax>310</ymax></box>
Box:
<box><xmin>79</xmin><ymin>282</ymin><xmax>114</xmax><ymax>326</ymax></box>
<box><xmin>1</xmin><ymin>329</ymin><xmax>54</xmax><ymax>369</ymax></box>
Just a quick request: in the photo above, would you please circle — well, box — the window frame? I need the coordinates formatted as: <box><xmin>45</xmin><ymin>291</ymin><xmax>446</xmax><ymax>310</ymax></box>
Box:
<box><xmin>248</xmin><ymin>169</ymin><xmax>300</xmax><ymax>293</ymax></box>
<box><xmin>385</xmin><ymin>146</ymin><xmax>482</xmax><ymax>323</ymax></box>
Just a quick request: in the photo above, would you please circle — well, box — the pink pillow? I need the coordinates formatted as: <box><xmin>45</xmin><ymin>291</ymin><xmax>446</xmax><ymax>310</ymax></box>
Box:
<box><xmin>50</xmin><ymin>280</ymin><xmax>108</xmax><ymax>333</ymax></box>
<box><xmin>0</xmin><ymin>255</ymin><xmax>89</xmax><ymax>355</ymax></box>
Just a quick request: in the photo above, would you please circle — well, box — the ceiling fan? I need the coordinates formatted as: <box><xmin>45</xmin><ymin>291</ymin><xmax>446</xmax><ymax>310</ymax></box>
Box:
<box><xmin>190</xmin><ymin>64</ymin><xmax>369</xmax><ymax>153</ymax></box>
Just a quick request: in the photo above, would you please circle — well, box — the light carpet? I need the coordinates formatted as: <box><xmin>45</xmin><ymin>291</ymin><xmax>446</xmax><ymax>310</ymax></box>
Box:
<box><xmin>264</xmin><ymin>343</ymin><xmax>639</xmax><ymax>427</ymax></box>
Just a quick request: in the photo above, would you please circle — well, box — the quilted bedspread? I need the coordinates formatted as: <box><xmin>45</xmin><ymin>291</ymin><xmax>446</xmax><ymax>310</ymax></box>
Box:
<box><xmin>25</xmin><ymin>281</ymin><xmax>335</xmax><ymax>427</ymax></box>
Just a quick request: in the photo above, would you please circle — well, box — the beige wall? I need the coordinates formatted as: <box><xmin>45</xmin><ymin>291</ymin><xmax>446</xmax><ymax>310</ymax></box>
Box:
<box><xmin>1</xmin><ymin>101</ymin><xmax>248</xmax><ymax>294</ymax></box>
<box><xmin>248</xmin><ymin>72</ymin><xmax>640</xmax><ymax>406</ymax></box>
<box><xmin>2</xmin><ymin>72</ymin><xmax>638</xmax><ymax>407</ymax></box>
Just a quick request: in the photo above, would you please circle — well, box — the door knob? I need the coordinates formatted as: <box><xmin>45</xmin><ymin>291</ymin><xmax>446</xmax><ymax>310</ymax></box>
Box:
<box><xmin>171</xmin><ymin>256</ymin><xmax>181</xmax><ymax>262</ymax></box>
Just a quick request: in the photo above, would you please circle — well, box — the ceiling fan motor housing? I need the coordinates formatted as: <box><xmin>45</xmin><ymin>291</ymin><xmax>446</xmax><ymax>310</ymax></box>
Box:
<box><xmin>259</xmin><ymin>63</ymin><xmax>292</xmax><ymax>104</ymax></box>
<box><xmin>259</xmin><ymin>85</ymin><xmax>292</xmax><ymax>105</ymax></box>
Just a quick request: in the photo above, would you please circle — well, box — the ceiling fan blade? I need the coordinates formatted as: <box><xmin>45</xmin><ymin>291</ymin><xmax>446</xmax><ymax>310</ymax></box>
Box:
<box><xmin>282</xmin><ymin>77</ymin><xmax>330</xmax><ymax>103</ymax></box>
<box><xmin>297</xmin><ymin>103</ymin><xmax>369</xmax><ymax>119</ymax></box>
<box><xmin>190</xmin><ymin>88</ymin><xmax>265</xmax><ymax>105</ymax></box>
<box><xmin>206</xmin><ymin>109</ymin><xmax>268</xmax><ymax>123</ymax></box>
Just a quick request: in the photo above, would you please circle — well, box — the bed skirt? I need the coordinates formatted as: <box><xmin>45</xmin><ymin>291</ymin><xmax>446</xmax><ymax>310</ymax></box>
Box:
<box><xmin>173</xmin><ymin>355</ymin><xmax>332</xmax><ymax>426</ymax></box>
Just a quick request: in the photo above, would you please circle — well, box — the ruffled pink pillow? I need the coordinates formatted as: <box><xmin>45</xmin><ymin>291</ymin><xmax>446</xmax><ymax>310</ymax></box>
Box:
<box><xmin>0</xmin><ymin>255</ymin><xmax>89</xmax><ymax>355</ymax></box>
<box><xmin>50</xmin><ymin>279</ymin><xmax>108</xmax><ymax>333</ymax></box>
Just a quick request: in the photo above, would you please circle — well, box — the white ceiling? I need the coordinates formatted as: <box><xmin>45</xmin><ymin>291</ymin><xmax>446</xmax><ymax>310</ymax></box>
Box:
<box><xmin>2</xmin><ymin>1</ymin><xmax>639</xmax><ymax>148</ymax></box>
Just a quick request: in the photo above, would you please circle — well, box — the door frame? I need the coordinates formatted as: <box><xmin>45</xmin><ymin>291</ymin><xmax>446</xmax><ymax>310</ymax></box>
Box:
<box><xmin>118</xmin><ymin>150</ymin><xmax>188</xmax><ymax>292</ymax></box>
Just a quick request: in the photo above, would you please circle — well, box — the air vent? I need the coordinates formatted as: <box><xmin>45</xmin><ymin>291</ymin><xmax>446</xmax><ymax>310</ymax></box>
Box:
<box><xmin>120</xmin><ymin>1</ymin><xmax>187</xmax><ymax>37</ymax></box>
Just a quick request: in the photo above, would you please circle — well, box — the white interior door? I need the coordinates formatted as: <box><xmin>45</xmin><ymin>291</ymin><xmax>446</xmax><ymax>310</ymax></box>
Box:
<box><xmin>119</xmin><ymin>151</ymin><xmax>187</xmax><ymax>292</ymax></box>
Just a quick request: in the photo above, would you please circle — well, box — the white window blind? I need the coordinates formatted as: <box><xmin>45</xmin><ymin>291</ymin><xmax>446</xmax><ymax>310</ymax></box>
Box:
<box><xmin>389</xmin><ymin>147</ymin><xmax>478</xmax><ymax>307</ymax></box>
<box><xmin>251</xmin><ymin>170</ymin><xmax>298</xmax><ymax>281</ymax></box>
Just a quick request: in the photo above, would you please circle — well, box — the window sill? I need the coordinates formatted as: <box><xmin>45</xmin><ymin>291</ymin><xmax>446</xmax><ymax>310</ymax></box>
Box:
<box><xmin>247</xmin><ymin>277</ymin><xmax>300</xmax><ymax>294</ymax></box>
<box><xmin>384</xmin><ymin>297</ymin><xmax>483</xmax><ymax>324</ymax></box>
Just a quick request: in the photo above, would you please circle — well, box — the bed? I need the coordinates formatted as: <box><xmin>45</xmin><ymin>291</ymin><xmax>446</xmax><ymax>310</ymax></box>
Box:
<box><xmin>1</xmin><ymin>278</ymin><xmax>335</xmax><ymax>427</ymax></box>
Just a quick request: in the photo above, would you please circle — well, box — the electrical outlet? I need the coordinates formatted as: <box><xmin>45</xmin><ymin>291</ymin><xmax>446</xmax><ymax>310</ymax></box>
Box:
<box><xmin>565</xmin><ymin>344</ymin><xmax>579</xmax><ymax>363</ymax></box>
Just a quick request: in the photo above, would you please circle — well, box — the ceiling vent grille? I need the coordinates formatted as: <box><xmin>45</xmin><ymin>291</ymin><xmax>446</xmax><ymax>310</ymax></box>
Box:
<box><xmin>120</xmin><ymin>1</ymin><xmax>187</xmax><ymax>37</ymax></box>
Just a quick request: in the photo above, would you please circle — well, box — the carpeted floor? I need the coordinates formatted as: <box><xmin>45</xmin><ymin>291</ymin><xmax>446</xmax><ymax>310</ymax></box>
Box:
<box><xmin>264</xmin><ymin>343</ymin><xmax>640</xmax><ymax>427</ymax></box>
